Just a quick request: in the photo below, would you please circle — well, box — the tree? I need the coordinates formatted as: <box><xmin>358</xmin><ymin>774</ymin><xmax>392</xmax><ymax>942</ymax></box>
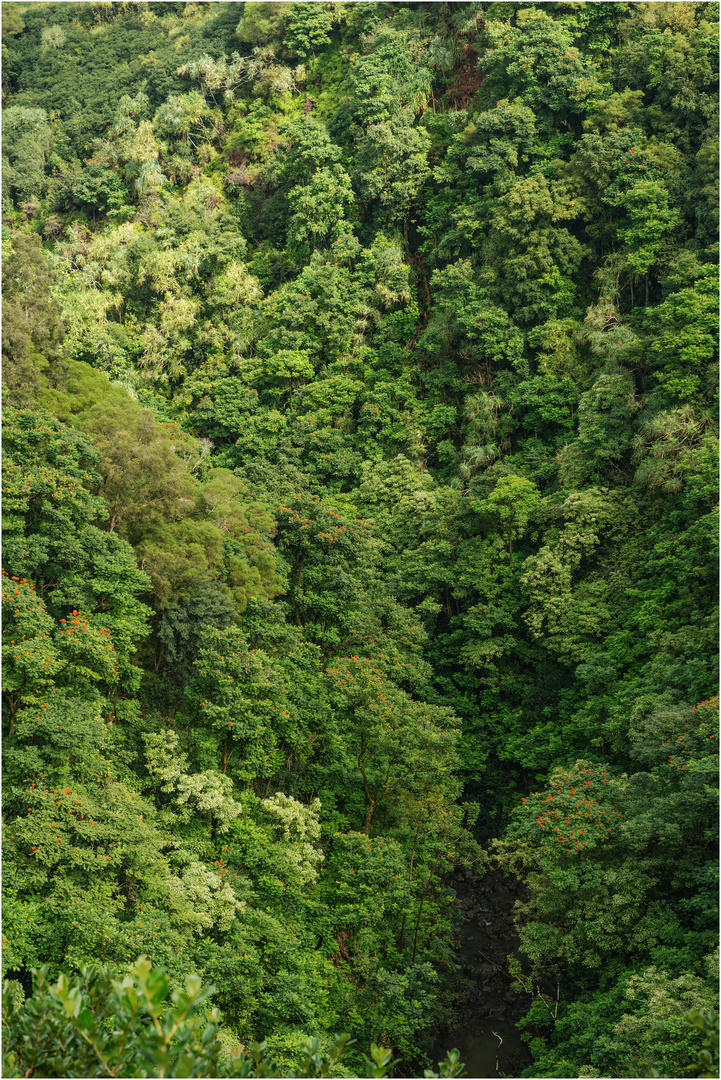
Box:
<box><xmin>76</xmin><ymin>402</ymin><xmax>279</xmax><ymax>610</ymax></box>
<box><xmin>480</xmin><ymin>11</ymin><xmax>604</xmax><ymax>136</ymax></box>
<box><xmin>235</xmin><ymin>3</ymin><xmax>287</xmax><ymax>48</ymax></box>
<box><xmin>325</xmin><ymin>655</ymin><xmax>461</xmax><ymax>835</ymax></box>
<box><xmin>287</xmin><ymin>166</ymin><xmax>356</xmax><ymax>259</ymax></box>
<box><xmin>356</xmin><ymin>109</ymin><xmax>430</xmax><ymax>248</ymax></box>
<box><xmin>2</xmin><ymin>234</ymin><xmax>66</xmax><ymax>408</ymax></box>
<box><xmin>185</xmin><ymin>625</ymin><xmax>320</xmax><ymax>785</ymax></box>
<box><xmin>76</xmin><ymin>401</ymin><xmax>197</xmax><ymax>545</ymax></box>
<box><xmin>418</xmin><ymin>259</ymin><xmax>525</xmax><ymax>389</ymax></box>
<box><xmin>642</xmin><ymin>270</ymin><xmax>719</xmax><ymax>403</ymax></box>
<box><xmin>284</xmin><ymin>4</ymin><xmax>335</xmax><ymax>59</ymax></box>
<box><xmin>347</xmin><ymin>25</ymin><xmax>434</xmax><ymax>124</ymax></box>
<box><xmin>2</xmin><ymin>408</ymin><xmax>151</xmax><ymax>693</ymax></box>
<box><xmin>256</xmin><ymin>261</ymin><xmax>360</xmax><ymax>370</ymax></box>
<box><xmin>616</xmin><ymin>179</ymin><xmax>681</xmax><ymax>306</ymax></box>
<box><xmin>479</xmin><ymin>173</ymin><xmax>587</xmax><ymax>325</ymax></box>
<box><xmin>2</xmin><ymin>107</ymin><xmax>52</xmax><ymax>205</ymax></box>
<box><xmin>473</xmin><ymin>472</ymin><xmax>540</xmax><ymax>568</ymax></box>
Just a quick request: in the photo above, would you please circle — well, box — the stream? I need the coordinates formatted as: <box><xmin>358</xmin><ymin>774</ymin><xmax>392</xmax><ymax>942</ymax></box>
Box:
<box><xmin>431</xmin><ymin>867</ymin><xmax>533</xmax><ymax>1079</ymax></box>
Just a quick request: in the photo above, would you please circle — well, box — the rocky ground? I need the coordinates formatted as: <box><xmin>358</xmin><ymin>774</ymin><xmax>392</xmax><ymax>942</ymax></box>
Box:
<box><xmin>431</xmin><ymin>867</ymin><xmax>533</xmax><ymax>1079</ymax></box>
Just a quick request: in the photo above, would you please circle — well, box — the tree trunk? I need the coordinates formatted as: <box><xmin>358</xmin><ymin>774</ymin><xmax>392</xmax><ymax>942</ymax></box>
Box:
<box><xmin>411</xmin><ymin>892</ymin><xmax>427</xmax><ymax>963</ymax></box>
<box><xmin>363</xmin><ymin>801</ymin><xmax>376</xmax><ymax>835</ymax></box>
<box><xmin>295</xmin><ymin>554</ymin><xmax>304</xmax><ymax>626</ymax></box>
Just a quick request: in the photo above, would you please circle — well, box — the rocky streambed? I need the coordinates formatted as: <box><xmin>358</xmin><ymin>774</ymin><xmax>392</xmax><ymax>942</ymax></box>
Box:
<box><xmin>432</xmin><ymin>868</ymin><xmax>533</xmax><ymax>1079</ymax></box>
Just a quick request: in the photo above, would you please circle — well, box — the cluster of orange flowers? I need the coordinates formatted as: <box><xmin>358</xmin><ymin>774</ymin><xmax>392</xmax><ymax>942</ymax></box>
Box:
<box><xmin>662</xmin><ymin>694</ymin><xmax>719</xmax><ymax>772</ymax></box>
<box><xmin>522</xmin><ymin>766</ymin><xmax>624</xmax><ymax>855</ymax></box>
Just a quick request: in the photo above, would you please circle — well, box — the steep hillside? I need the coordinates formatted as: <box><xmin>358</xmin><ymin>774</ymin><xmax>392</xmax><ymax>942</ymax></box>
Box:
<box><xmin>2</xmin><ymin>4</ymin><xmax>718</xmax><ymax>1077</ymax></box>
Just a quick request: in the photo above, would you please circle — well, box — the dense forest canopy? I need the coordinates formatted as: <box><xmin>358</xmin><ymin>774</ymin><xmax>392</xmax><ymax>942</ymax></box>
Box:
<box><xmin>1</xmin><ymin>2</ymin><xmax>718</xmax><ymax>1077</ymax></box>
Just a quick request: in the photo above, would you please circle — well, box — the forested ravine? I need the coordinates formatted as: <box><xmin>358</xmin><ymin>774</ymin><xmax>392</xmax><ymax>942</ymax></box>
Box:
<box><xmin>2</xmin><ymin>3</ymin><xmax>718</xmax><ymax>1079</ymax></box>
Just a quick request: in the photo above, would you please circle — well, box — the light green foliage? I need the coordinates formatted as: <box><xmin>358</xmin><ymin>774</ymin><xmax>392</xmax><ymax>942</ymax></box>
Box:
<box><xmin>169</xmin><ymin>860</ymin><xmax>244</xmax><ymax>934</ymax></box>
<box><xmin>522</xmin><ymin>486</ymin><xmax>622</xmax><ymax>660</ymax></box>
<box><xmin>75</xmin><ymin>400</ymin><xmax>197</xmax><ymax>545</ymax></box>
<box><xmin>262</xmin><ymin>793</ymin><xmax>324</xmax><ymax>886</ymax></box>
<box><xmin>180</xmin><ymin>47</ymin><xmax>303</xmax><ymax>105</ymax></box>
<box><xmin>612</xmin><ymin>964</ymin><xmax>717</xmax><ymax>1076</ymax></box>
<box><xmin>109</xmin><ymin>94</ymin><xmax>166</xmax><ymax>199</ymax></box>
<box><xmin>153</xmin><ymin>90</ymin><xmax>219</xmax><ymax>150</ymax></box>
<box><xmin>685</xmin><ymin>1002</ymin><xmax>720</xmax><ymax>1079</ymax></box>
<box><xmin>475</xmin><ymin>472</ymin><xmax>540</xmax><ymax>566</ymax></box>
<box><xmin>235</xmin><ymin>3</ymin><xmax>287</xmax><ymax>48</ymax></box>
<box><xmin>144</xmin><ymin>731</ymin><xmax>242</xmax><ymax>836</ymax></box>
<box><xmin>2</xmin><ymin>106</ymin><xmax>52</xmax><ymax>205</ymax></box>
<box><xmin>643</xmin><ymin>270</ymin><xmax>719</xmax><ymax>403</ymax></box>
<box><xmin>616</xmin><ymin>178</ymin><xmax>681</xmax><ymax>281</ymax></box>
<box><xmin>2</xmin><ymin>233</ymin><xmax>66</xmax><ymax>407</ymax></box>
<box><xmin>348</xmin><ymin>24</ymin><xmax>434</xmax><ymax>122</ymax></box>
<box><xmin>74</xmin><ymin>399</ymin><xmax>278</xmax><ymax>609</ymax></box>
<box><xmin>1</xmin><ymin>5</ymin><xmax>25</xmax><ymax>38</ymax></box>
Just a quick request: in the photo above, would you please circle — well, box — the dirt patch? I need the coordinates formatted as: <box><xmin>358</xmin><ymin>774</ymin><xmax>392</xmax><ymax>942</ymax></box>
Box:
<box><xmin>444</xmin><ymin>46</ymin><xmax>484</xmax><ymax>110</ymax></box>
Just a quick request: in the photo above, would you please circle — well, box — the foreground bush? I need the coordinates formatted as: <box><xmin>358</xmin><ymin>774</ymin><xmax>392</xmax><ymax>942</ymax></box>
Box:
<box><xmin>2</xmin><ymin>957</ymin><xmax>465</xmax><ymax>1079</ymax></box>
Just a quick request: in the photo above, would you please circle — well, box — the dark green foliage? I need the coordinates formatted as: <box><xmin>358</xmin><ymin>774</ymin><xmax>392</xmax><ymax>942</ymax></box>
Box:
<box><xmin>2</xmin><ymin>3</ymin><xmax>718</xmax><ymax>1078</ymax></box>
